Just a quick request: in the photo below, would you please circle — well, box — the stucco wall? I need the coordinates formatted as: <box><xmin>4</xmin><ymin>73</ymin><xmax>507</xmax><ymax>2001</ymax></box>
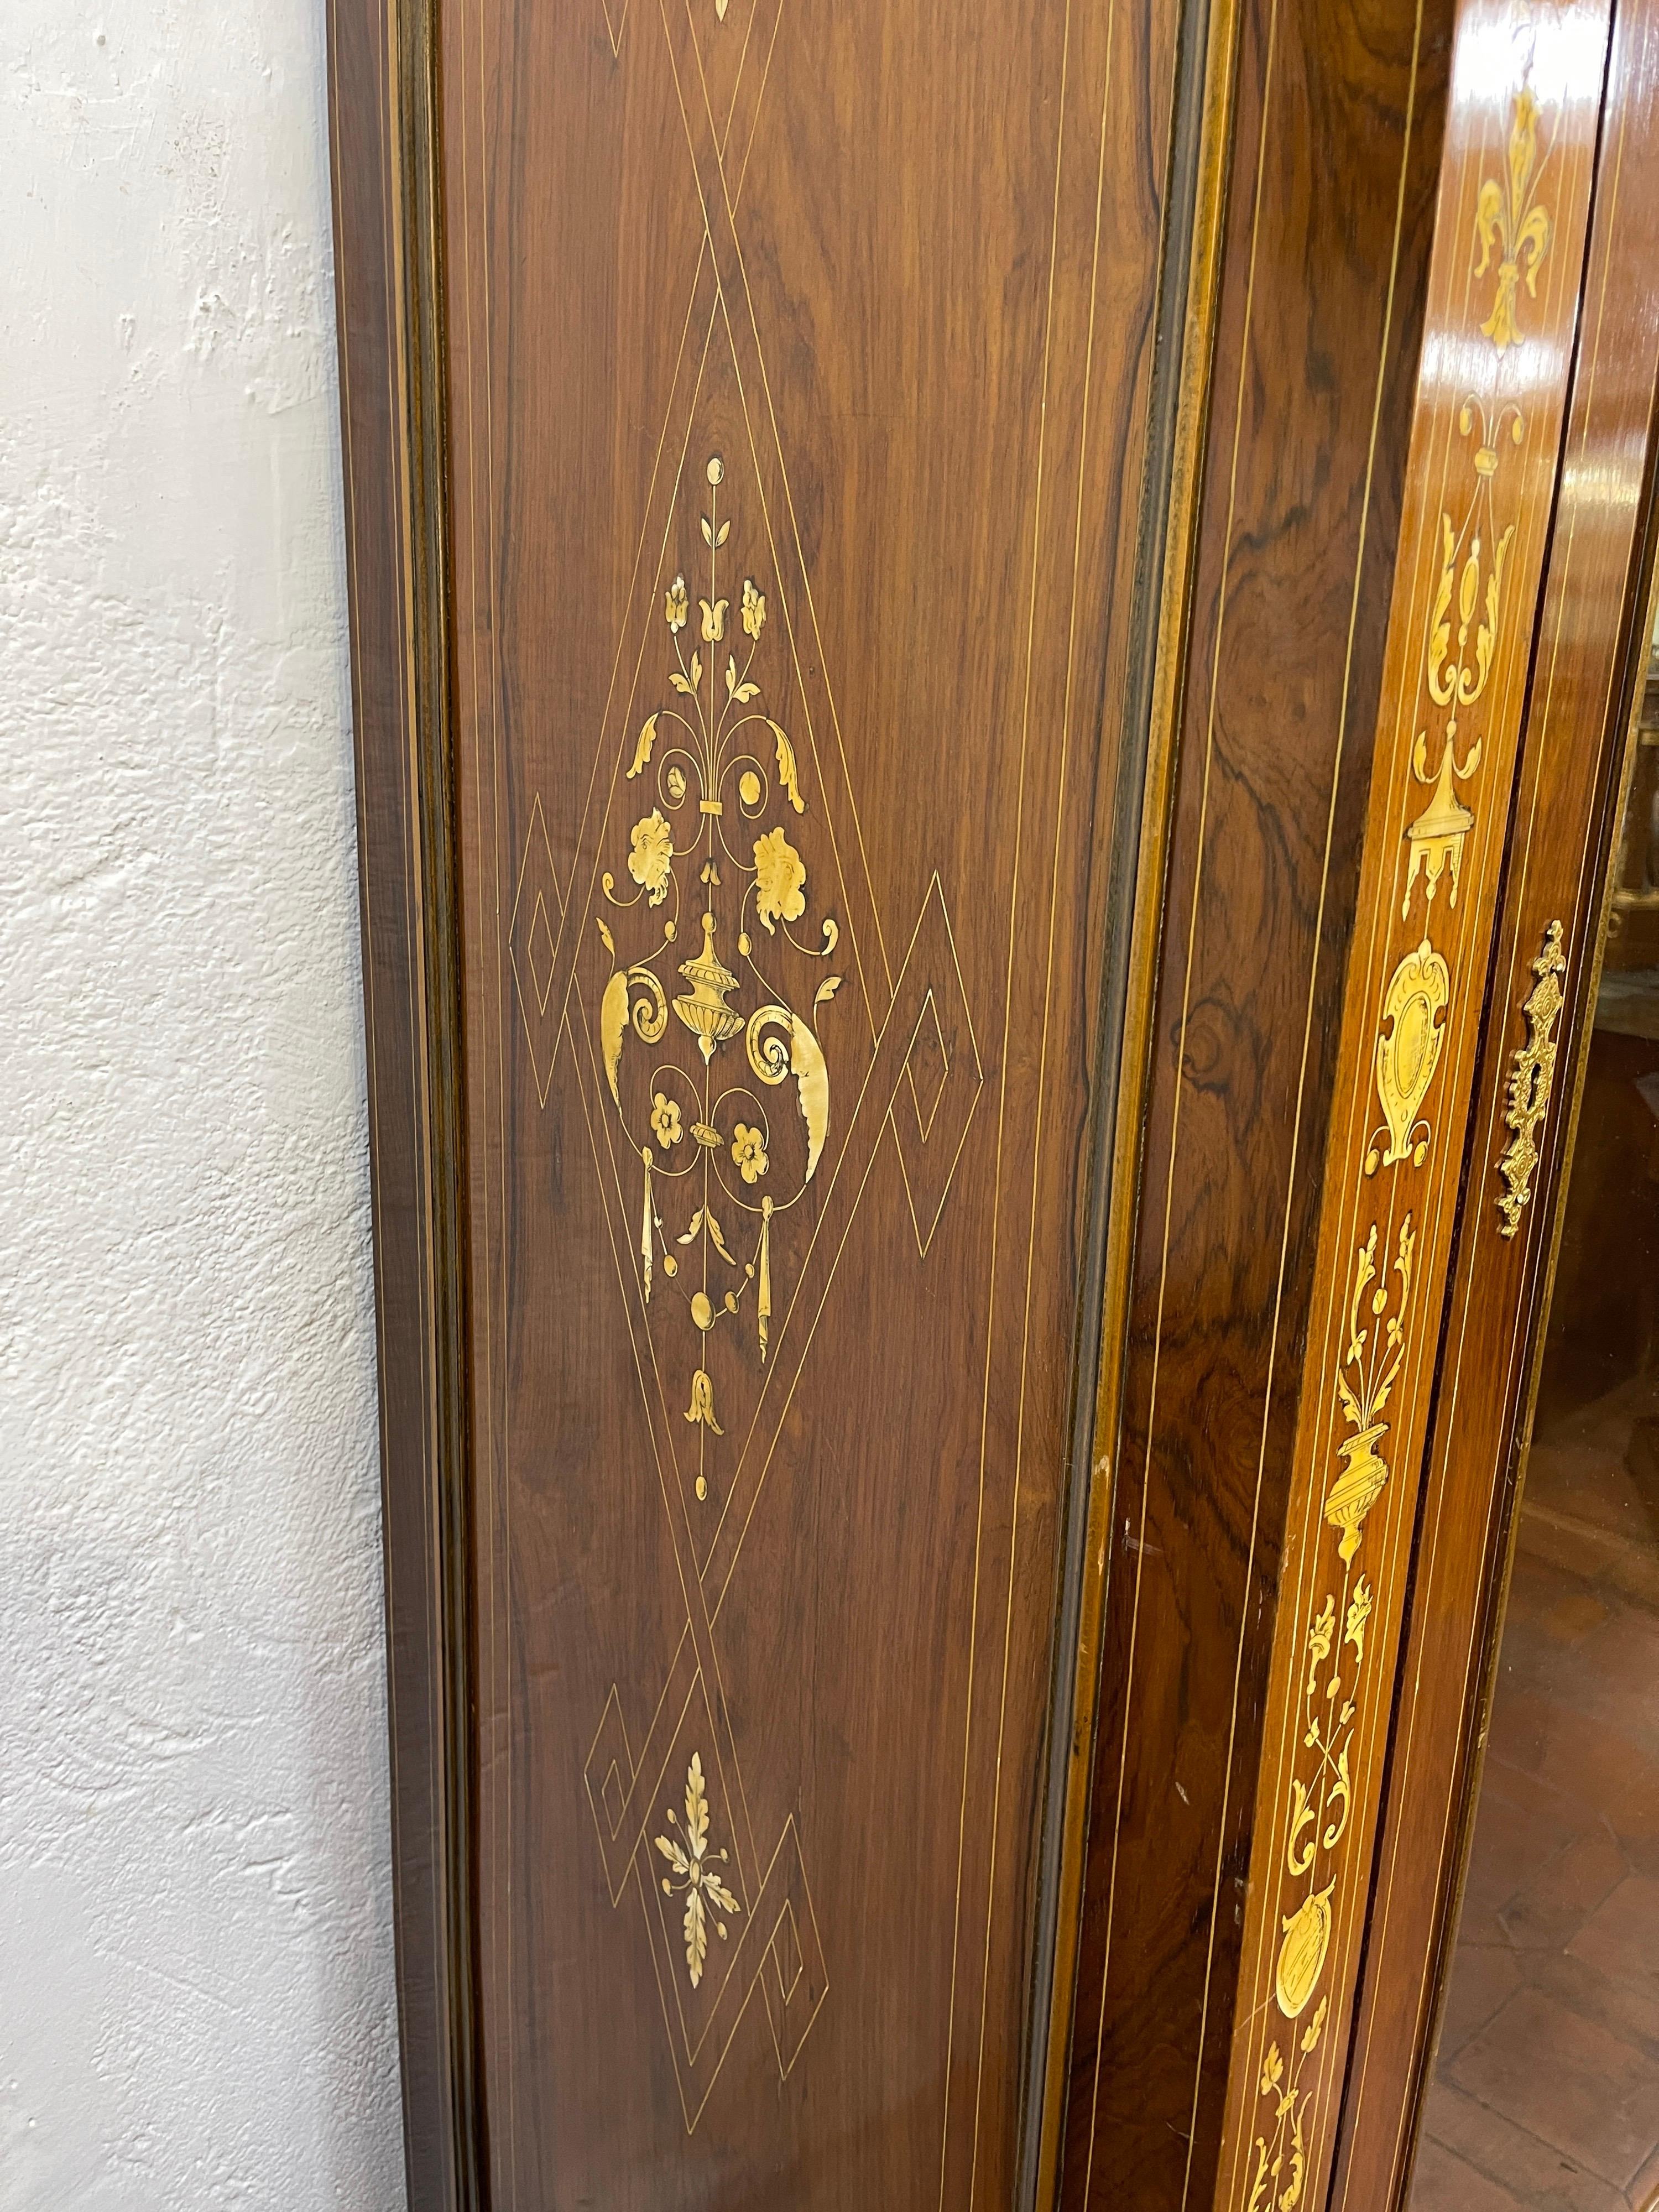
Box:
<box><xmin>1</xmin><ymin>7</ymin><xmax>404</xmax><ymax>2206</ymax></box>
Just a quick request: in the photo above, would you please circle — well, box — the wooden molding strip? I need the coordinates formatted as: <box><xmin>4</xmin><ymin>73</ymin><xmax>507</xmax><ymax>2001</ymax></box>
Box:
<box><xmin>1029</xmin><ymin>0</ymin><xmax>1246</xmax><ymax>2195</ymax></box>
<box><xmin>327</xmin><ymin>1</ymin><xmax>480</xmax><ymax>2205</ymax></box>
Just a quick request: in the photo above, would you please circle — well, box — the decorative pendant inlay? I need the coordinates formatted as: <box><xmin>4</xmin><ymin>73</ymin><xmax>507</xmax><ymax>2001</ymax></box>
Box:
<box><xmin>1326</xmin><ymin>1217</ymin><xmax>1416</xmax><ymax>1564</ymax></box>
<box><xmin>598</xmin><ymin>455</ymin><xmax>838</xmax><ymax>1493</ymax></box>
<box><xmin>1234</xmin><ymin>39</ymin><xmax>1578</xmax><ymax>2212</ymax></box>
<box><xmin>1246</xmin><ymin>1218</ymin><xmax>1410</xmax><ymax>2211</ymax></box>
<box><xmin>1495</xmin><ymin>918</ymin><xmax>1568</xmax><ymax>1237</ymax></box>
<box><xmin>1401</xmin><ymin>403</ymin><xmax>1524</xmax><ymax>918</ymax></box>
<box><xmin>1366</xmin><ymin>939</ymin><xmax>1449</xmax><ymax>1173</ymax></box>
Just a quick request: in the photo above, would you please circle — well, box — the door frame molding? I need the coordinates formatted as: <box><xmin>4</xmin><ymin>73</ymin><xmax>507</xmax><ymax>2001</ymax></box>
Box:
<box><xmin>327</xmin><ymin>3</ymin><xmax>479</xmax><ymax>2206</ymax></box>
<box><xmin>1207</xmin><ymin>8</ymin><xmax>1619</xmax><ymax>2205</ymax></box>
<box><xmin>1333</xmin><ymin>0</ymin><xmax>1659</xmax><ymax>2189</ymax></box>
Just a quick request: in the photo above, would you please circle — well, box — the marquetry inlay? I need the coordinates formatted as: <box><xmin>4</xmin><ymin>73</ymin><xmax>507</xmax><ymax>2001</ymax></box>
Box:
<box><xmin>489</xmin><ymin>3</ymin><xmax>993</xmax><ymax>2127</ymax></box>
<box><xmin>1222</xmin><ymin>24</ymin><xmax>1609</xmax><ymax>2210</ymax></box>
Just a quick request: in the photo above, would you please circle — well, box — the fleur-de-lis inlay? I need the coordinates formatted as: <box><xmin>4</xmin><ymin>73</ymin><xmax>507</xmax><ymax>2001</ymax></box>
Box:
<box><xmin>1474</xmin><ymin>84</ymin><xmax>1552</xmax><ymax>352</ymax></box>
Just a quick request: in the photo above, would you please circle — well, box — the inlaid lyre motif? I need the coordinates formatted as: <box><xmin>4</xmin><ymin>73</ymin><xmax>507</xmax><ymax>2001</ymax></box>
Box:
<box><xmin>1401</xmin><ymin>401</ymin><xmax>1524</xmax><ymax>919</ymax></box>
<box><xmin>598</xmin><ymin>456</ymin><xmax>839</xmax><ymax>1498</ymax></box>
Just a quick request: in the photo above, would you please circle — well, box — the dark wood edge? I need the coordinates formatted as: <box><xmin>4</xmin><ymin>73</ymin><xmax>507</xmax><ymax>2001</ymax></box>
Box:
<box><xmin>326</xmin><ymin>1</ymin><xmax>483</xmax><ymax>2205</ymax></box>
<box><xmin>1022</xmin><ymin>0</ymin><xmax>1243</xmax><ymax>2199</ymax></box>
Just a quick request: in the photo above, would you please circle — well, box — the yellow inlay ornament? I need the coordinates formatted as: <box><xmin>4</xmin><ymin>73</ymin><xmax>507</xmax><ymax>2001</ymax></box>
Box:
<box><xmin>1275</xmin><ymin>1882</ymin><xmax>1335</xmax><ymax>2020</ymax></box>
<box><xmin>1402</xmin><ymin>401</ymin><xmax>1523</xmax><ymax>919</ymax></box>
<box><xmin>1367</xmin><ymin>940</ymin><xmax>1449</xmax><ymax>1173</ymax></box>
<box><xmin>673</xmin><ymin>910</ymin><xmax>745</xmax><ymax>1063</ymax></box>
<box><xmin>685</xmin><ymin>1367</ymin><xmax>723</xmax><ymax>1433</ymax></box>
<box><xmin>1474</xmin><ymin>84</ymin><xmax>1552</xmax><ymax>351</ymax></box>
<box><xmin>598</xmin><ymin>458</ymin><xmax>841</xmax><ymax>1429</ymax></box>
<box><xmin>655</xmin><ymin>1753</ymin><xmax>740</xmax><ymax>1989</ymax></box>
<box><xmin>1246</xmin><ymin>1221</ymin><xmax>1412</xmax><ymax>2204</ymax></box>
<box><xmin>1496</xmin><ymin>919</ymin><xmax>1567</xmax><ymax>1237</ymax></box>
<box><xmin>1327</xmin><ymin>1216</ymin><xmax>1415</xmax><ymax>1563</ymax></box>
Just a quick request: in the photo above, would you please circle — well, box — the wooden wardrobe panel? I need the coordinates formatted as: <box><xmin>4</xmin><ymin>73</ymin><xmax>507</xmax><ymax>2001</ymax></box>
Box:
<box><xmin>1058</xmin><ymin>0</ymin><xmax>1454</xmax><ymax>2198</ymax></box>
<box><xmin>436</xmin><ymin>0</ymin><xmax>1186</xmax><ymax>2200</ymax></box>
<box><xmin>333</xmin><ymin>0</ymin><xmax>1659</xmax><ymax>2198</ymax></box>
<box><xmin>1211</xmin><ymin>6</ymin><xmax>1615</xmax><ymax>2210</ymax></box>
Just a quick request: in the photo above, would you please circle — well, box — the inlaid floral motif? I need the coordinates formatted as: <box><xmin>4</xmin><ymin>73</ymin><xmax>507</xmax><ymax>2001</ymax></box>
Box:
<box><xmin>731</xmin><ymin>1123</ymin><xmax>768</xmax><ymax>1184</ymax></box>
<box><xmin>628</xmin><ymin>809</ymin><xmax>675</xmax><ymax>905</ymax></box>
<box><xmin>654</xmin><ymin>1752</ymin><xmax>740</xmax><ymax>1988</ymax></box>
<box><xmin>754</xmin><ymin>826</ymin><xmax>807</xmax><ymax>932</ymax></box>
<box><xmin>595</xmin><ymin>456</ymin><xmax>843</xmax><ymax>1501</ymax></box>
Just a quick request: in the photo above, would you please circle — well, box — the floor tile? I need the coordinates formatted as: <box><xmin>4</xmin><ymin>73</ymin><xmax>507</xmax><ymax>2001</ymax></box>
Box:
<box><xmin>1500</xmin><ymin>1826</ymin><xmax>1629</xmax><ymax>1952</ymax></box>
<box><xmin>1463</xmin><ymin>1789</ymin><xmax>1582</xmax><ymax>1927</ymax></box>
<box><xmin>1493</xmin><ymin>1688</ymin><xmax>1650</xmax><ymax>1832</ymax></box>
<box><xmin>1439</xmin><ymin>1944</ymin><xmax>1525</xmax><ymax>2062</ymax></box>
<box><xmin>1413</xmin><ymin>1381</ymin><xmax>1659</xmax><ymax>2212</ymax></box>
<box><xmin>1421</xmin><ymin>2079</ymin><xmax>1614</xmax><ymax>2212</ymax></box>
<box><xmin>1413</xmin><ymin>2132</ymin><xmax>1526</xmax><ymax>2212</ymax></box>
<box><xmin>1450</xmin><ymin>1985</ymin><xmax>1659</xmax><ymax>2189</ymax></box>
<box><xmin>1525</xmin><ymin>1944</ymin><xmax>1659</xmax><ymax>2061</ymax></box>
<box><xmin>1569</xmin><ymin>1874</ymin><xmax>1659</xmax><ymax>1996</ymax></box>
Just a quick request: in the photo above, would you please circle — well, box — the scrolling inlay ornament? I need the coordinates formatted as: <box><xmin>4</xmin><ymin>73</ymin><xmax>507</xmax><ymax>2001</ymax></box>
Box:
<box><xmin>1230</xmin><ymin>59</ymin><xmax>1578</xmax><ymax>2211</ymax></box>
<box><xmin>599</xmin><ymin>457</ymin><xmax>838</xmax><ymax>1499</ymax></box>
<box><xmin>1495</xmin><ymin>917</ymin><xmax>1568</xmax><ymax>1235</ymax></box>
<box><xmin>555</xmin><ymin>415</ymin><xmax>983</xmax><ymax>2126</ymax></box>
<box><xmin>1245</xmin><ymin>1220</ymin><xmax>1411</xmax><ymax>2212</ymax></box>
<box><xmin>1366</xmin><ymin>406</ymin><xmax>1523</xmax><ymax>1177</ymax></box>
<box><xmin>501</xmin><ymin>121</ymin><xmax>985</xmax><ymax>2116</ymax></box>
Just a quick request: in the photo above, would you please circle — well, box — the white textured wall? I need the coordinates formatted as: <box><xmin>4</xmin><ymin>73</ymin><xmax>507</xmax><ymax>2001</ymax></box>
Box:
<box><xmin>1</xmin><ymin>7</ymin><xmax>404</xmax><ymax>2208</ymax></box>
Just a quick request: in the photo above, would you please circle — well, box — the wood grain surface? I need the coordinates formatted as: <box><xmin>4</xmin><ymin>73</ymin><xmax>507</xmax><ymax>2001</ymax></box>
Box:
<box><xmin>1057</xmin><ymin>0</ymin><xmax>1453</xmax><ymax>2199</ymax></box>
<box><xmin>330</xmin><ymin>0</ymin><xmax>1659</xmax><ymax>2200</ymax></box>
<box><xmin>435</xmin><ymin>0</ymin><xmax>1193</xmax><ymax>2199</ymax></box>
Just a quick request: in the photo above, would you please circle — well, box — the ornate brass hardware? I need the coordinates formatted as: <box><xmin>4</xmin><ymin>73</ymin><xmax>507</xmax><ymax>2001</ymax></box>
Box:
<box><xmin>1495</xmin><ymin>919</ymin><xmax>1568</xmax><ymax>1237</ymax></box>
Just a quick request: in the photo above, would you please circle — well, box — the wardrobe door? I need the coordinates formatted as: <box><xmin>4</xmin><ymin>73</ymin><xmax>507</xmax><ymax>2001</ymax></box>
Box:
<box><xmin>1057</xmin><ymin>0</ymin><xmax>1659</xmax><ymax>2206</ymax></box>
<box><xmin>331</xmin><ymin>0</ymin><xmax>1214</xmax><ymax>2199</ymax></box>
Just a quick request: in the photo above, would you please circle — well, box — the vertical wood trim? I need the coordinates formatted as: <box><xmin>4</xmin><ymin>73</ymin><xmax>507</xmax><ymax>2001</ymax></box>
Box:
<box><xmin>1030</xmin><ymin>0</ymin><xmax>1244</xmax><ymax>2195</ymax></box>
<box><xmin>1058</xmin><ymin>0</ymin><xmax>1454</xmax><ymax>2193</ymax></box>
<box><xmin>1213</xmin><ymin>4</ymin><xmax>1614</xmax><ymax>2208</ymax></box>
<box><xmin>1331</xmin><ymin>0</ymin><xmax>1659</xmax><ymax>2190</ymax></box>
<box><xmin>327</xmin><ymin>2</ymin><xmax>481</xmax><ymax>2205</ymax></box>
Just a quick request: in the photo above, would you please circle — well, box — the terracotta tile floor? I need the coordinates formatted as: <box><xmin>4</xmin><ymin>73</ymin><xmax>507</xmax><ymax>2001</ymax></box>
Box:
<box><xmin>1411</xmin><ymin>1375</ymin><xmax>1659</xmax><ymax>2212</ymax></box>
